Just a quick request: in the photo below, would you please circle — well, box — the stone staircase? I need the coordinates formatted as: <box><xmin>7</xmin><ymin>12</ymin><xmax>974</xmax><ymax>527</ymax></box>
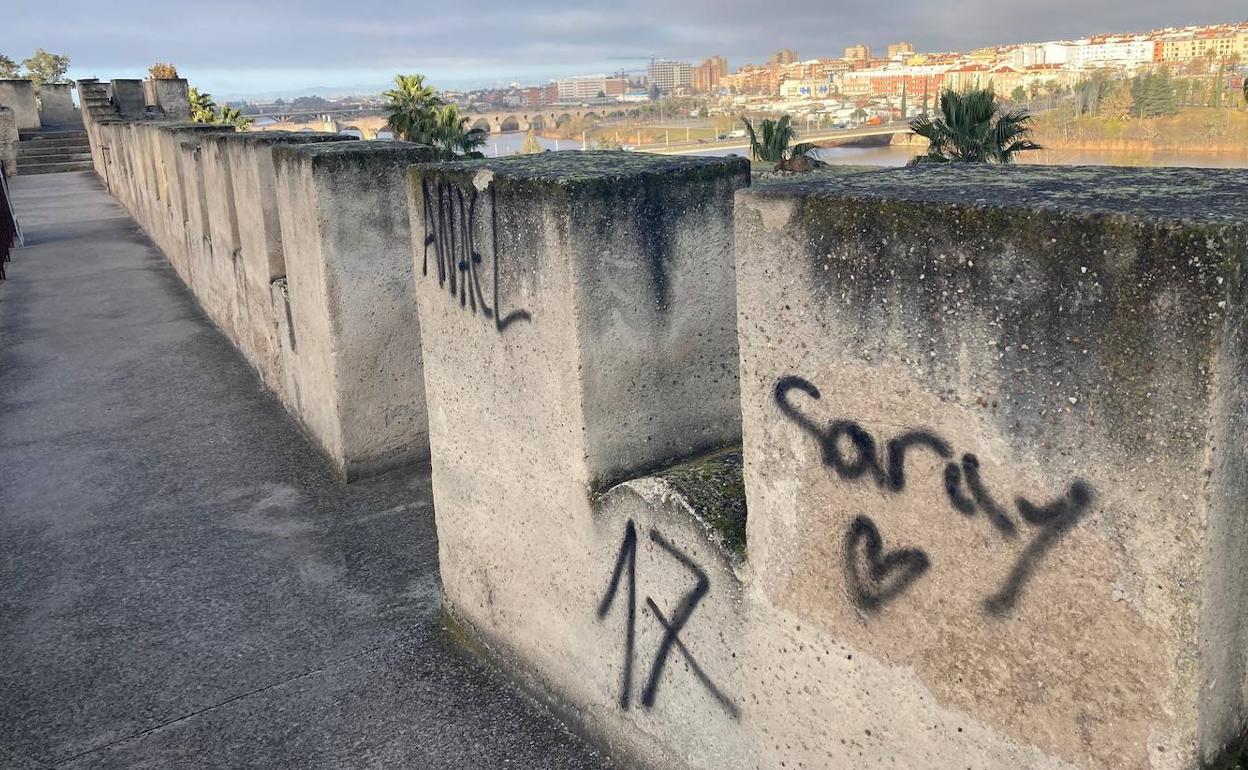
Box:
<box><xmin>15</xmin><ymin>130</ymin><xmax>93</xmax><ymax>174</ymax></box>
<box><xmin>79</xmin><ymin>79</ymin><xmax>120</xmax><ymax>124</ymax></box>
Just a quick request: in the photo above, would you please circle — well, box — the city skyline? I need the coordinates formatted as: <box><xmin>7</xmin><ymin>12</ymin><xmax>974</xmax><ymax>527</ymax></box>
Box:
<box><xmin>3</xmin><ymin>1</ymin><xmax>1246</xmax><ymax>98</ymax></box>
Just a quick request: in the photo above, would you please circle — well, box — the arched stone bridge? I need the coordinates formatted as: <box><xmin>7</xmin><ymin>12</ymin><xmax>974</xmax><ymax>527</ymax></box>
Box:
<box><xmin>257</xmin><ymin>108</ymin><xmax>606</xmax><ymax>139</ymax></box>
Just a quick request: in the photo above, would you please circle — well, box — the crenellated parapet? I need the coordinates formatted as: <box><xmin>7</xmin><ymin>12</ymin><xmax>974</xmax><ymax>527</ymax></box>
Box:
<box><xmin>81</xmin><ymin>104</ymin><xmax>1248</xmax><ymax>769</ymax></box>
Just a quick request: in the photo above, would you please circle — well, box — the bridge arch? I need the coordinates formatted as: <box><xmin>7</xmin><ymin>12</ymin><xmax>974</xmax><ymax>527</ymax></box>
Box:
<box><xmin>470</xmin><ymin>117</ymin><xmax>491</xmax><ymax>133</ymax></box>
<box><xmin>498</xmin><ymin>115</ymin><xmax>521</xmax><ymax>133</ymax></box>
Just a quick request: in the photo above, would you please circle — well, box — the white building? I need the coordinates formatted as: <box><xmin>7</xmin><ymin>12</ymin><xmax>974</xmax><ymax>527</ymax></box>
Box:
<box><xmin>647</xmin><ymin>60</ymin><xmax>693</xmax><ymax>92</ymax></box>
<box><xmin>1068</xmin><ymin>36</ymin><xmax>1156</xmax><ymax>70</ymax></box>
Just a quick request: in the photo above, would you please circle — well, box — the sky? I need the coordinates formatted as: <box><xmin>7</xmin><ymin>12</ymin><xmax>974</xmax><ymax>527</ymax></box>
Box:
<box><xmin>4</xmin><ymin>1</ymin><xmax>1246</xmax><ymax>99</ymax></box>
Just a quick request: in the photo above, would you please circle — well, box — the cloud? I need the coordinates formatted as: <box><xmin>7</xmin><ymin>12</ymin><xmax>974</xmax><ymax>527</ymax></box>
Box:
<box><xmin>4</xmin><ymin>0</ymin><xmax>1244</xmax><ymax>95</ymax></box>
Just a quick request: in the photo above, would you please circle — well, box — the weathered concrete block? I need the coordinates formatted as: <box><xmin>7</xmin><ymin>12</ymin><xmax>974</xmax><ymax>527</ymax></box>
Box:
<box><xmin>409</xmin><ymin>152</ymin><xmax>750</xmax><ymax>765</ymax></box>
<box><xmin>222</xmin><ymin>131</ymin><xmax>354</xmax><ymax>396</ymax></box>
<box><xmin>272</xmin><ymin>141</ymin><xmax>435</xmax><ymax>480</ymax></box>
<box><xmin>0</xmin><ymin>80</ymin><xmax>40</xmax><ymax>130</ymax></box>
<box><xmin>412</xmin><ymin>152</ymin><xmax>749</xmax><ymax>488</ymax></box>
<box><xmin>38</xmin><ymin>82</ymin><xmax>78</xmax><ymax>126</ymax></box>
<box><xmin>145</xmin><ymin>78</ymin><xmax>190</xmax><ymax>119</ymax></box>
<box><xmin>734</xmin><ymin>165</ymin><xmax>1248</xmax><ymax>768</ymax></box>
<box><xmin>0</xmin><ymin>107</ymin><xmax>16</xmax><ymax>177</ymax></box>
<box><xmin>109</xmin><ymin>79</ymin><xmax>147</xmax><ymax>119</ymax></box>
<box><xmin>199</xmin><ymin>132</ymin><xmax>247</xmax><ymax>341</ymax></box>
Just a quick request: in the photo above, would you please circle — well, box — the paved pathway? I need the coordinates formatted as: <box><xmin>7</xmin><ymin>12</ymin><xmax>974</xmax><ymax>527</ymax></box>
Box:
<box><xmin>0</xmin><ymin>172</ymin><xmax>615</xmax><ymax>769</ymax></box>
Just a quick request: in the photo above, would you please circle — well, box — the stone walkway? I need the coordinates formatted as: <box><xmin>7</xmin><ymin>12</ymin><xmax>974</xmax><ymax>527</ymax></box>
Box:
<box><xmin>0</xmin><ymin>172</ymin><xmax>614</xmax><ymax>769</ymax></box>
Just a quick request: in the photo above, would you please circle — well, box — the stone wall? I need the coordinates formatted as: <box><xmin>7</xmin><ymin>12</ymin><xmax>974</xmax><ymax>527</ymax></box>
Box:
<box><xmin>0</xmin><ymin>107</ymin><xmax>16</xmax><ymax>177</ymax></box>
<box><xmin>272</xmin><ymin>141</ymin><xmax>436</xmax><ymax>479</ymax></box>
<box><xmin>734</xmin><ymin>166</ymin><xmax>1248</xmax><ymax>769</ymax></box>
<box><xmin>0</xmin><ymin>80</ymin><xmax>40</xmax><ymax>130</ymax></box>
<box><xmin>83</xmin><ymin>118</ymin><xmax>434</xmax><ymax>479</ymax></box>
<box><xmin>38</xmin><ymin>83</ymin><xmax>78</xmax><ymax>127</ymax></box>
<box><xmin>414</xmin><ymin>159</ymin><xmax>1248</xmax><ymax>770</ymax></box>
<box><xmin>144</xmin><ymin>78</ymin><xmax>190</xmax><ymax>119</ymax></box>
<box><xmin>109</xmin><ymin>79</ymin><xmax>147</xmax><ymax>119</ymax></box>
<box><xmin>81</xmin><ymin>105</ymin><xmax>1248</xmax><ymax>769</ymax></box>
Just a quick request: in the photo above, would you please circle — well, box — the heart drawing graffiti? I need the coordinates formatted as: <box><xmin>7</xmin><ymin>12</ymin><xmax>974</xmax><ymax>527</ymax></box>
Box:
<box><xmin>844</xmin><ymin>514</ymin><xmax>930</xmax><ymax>611</ymax></box>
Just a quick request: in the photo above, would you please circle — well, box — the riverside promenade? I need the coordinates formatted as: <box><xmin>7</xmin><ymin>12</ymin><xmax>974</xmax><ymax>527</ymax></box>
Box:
<box><xmin>0</xmin><ymin>171</ymin><xmax>613</xmax><ymax>769</ymax></box>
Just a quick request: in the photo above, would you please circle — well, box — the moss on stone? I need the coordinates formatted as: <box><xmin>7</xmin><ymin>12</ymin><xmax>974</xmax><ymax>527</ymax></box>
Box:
<box><xmin>751</xmin><ymin>164</ymin><xmax>1248</xmax><ymax>226</ymax></box>
<box><xmin>414</xmin><ymin>150</ymin><xmax>749</xmax><ymax>190</ymax></box>
<box><xmin>656</xmin><ymin>447</ymin><xmax>747</xmax><ymax>558</ymax></box>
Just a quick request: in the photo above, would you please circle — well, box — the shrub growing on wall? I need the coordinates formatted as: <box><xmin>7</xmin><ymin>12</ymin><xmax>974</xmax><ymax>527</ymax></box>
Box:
<box><xmin>149</xmin><ymin>63</ymin><xmax>179</xmax><ymax>80</ymax></box>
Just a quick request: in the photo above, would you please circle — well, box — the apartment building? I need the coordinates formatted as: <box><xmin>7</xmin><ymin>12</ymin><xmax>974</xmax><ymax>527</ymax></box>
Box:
<box><xmin>693</xmin><ymin>56</ymin><xmax>729</xmax><ymax>92</ymax></box>
<box><xmin>647</xmin><ymin>59</ymin><xmax>694</xmax><ymax>92</ymax></box>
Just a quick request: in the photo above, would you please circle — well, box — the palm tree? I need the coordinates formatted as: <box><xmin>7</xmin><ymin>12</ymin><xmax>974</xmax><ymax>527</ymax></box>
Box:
<box><xmin>188</xmin><ymin>87</ymin><xmax>218</xmax><ymax>123</ymax></box>
<box><xmin>218</xmin><ymin>105</ymin><xmax>254</xmax><ymax>131</ymax></box>
<box><xmin>383</xmin><ymin>74</ymin><xmax>442</xmax><ymax>144</ymax></box>
<box><xmin>427</xmin><ymin>104</ymin><xmax>487</xmax><ymax>160</ymax></box>
<box><xmin>741</xmin><ymin>115</ymin><xmax>817</xmax><ymax>163</ymax></box>
<box><xmin>908</xmin><ymin>88</ymin><xmax>1042</xmax><ymax>164</ymax></box>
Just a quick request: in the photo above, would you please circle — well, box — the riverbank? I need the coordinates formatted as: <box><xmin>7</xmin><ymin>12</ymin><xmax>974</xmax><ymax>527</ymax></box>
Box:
<box><xmin>1029</xmin><ymin>106</ymin><xmax>1248</xmax><ymax>154</ymax></box>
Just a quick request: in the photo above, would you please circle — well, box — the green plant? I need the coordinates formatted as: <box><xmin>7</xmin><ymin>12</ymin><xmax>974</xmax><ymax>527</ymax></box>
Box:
<box><xmin>383</xmin><ymin>74</ymin><xmax>486</xmax><ymax>159</ymax></box>
<box><xmin>0</xmin><ymin>54</ymin><xmax>18</xmax><ymax>79</ymax></box>
<box><xmin>520</xmin><ymin>128</ymin><xmax>541</xmax><ymax>154</ymax></box>
<box><xmin>383</xmin><ymin>73</ymin><xmax>442</xmax><ymax>145</ymax></box>
<box><xmin>188</xmin><ymin>87</ymin><xmax>251</xmax><ymax>130</ymax></box>
<box><xmin>189</xmin><ymin>87</ymin><xmax>218</xmax><ymax>123</ymax></box>
<box><xmin>148</xmin><ymin>62</ymin><xmax>179</xmax><ymax>80</ymax></box>
<box><xmin>908</xmin><ymin>88</ymin><xmax>1042</xmax><ymax>164</ymax></box>
<box><xmin>427</xmin><ymin>104</ymin><xmax>487</xmax><ymax>160</ymax></box>
<box><xmin>1130</xmin><ymin>70</ymin><xmax>1179</xmax><ymax>117</ymax></box>
<box><xmin>21</xmin><ymin>49</ymin><xmax>70</xmax><ymax>89</ymax></box>
<box><xmin>218</xmin><ymin>104</ymin><xmax>253</xmax><ymax>130</ymax></box>
<box><xmin>741</xmin><ymin>115</ymin><xmax>817</xmax><ymax>162</ymax></box>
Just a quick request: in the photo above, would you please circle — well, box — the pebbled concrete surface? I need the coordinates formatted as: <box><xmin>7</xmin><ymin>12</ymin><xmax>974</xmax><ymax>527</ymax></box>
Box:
<box><xmin>0</xmin><ymin>172</ymin><xmax>616</xmax><ymax>770</ymax></box>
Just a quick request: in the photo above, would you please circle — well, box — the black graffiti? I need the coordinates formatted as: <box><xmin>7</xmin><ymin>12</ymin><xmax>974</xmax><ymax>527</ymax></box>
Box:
<box><xmin>775</xmin><ymin>374</ymin><xmax>1095</xmax><ymax>614</ymax></box>
<box><xmin>420</xmin><ymin>180</ymin><xmax>530</xmax><ymax>332</ymax></box>
<box><xmin>597</xmin><ymin>520</ymin><xmax>739</xmax><ymax>719</ymax></box>
<box><xmin>983</xmin><ymin>480</ymin><xmax>1092</xmax><ymax>616</ymax></box>
<box><xmin>597</xmin><ymin>519</ymin><xmax>638</xmax><ymax>710</ymax></box>
<box><xmin>844</xmin><ymin>515</ymin><xmax>930</xmax><ymax>612</ymax></box>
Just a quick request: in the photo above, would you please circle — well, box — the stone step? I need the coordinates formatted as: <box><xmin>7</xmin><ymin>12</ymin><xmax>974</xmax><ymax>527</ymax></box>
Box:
<box><xmin>17</xmin><ymin>136</ymin><xmax>91</xmax><ymax>150</ymax></box>
<box><xmin>18</xmin><ymin>144</ymin><xmax>90</xmax><ymax>158</ymax></box>
<box><xmin>19</xmin><ymin>130</ymin><xmax>88</xmax><ymax>141</ymax></box>
<box><xmin>16</xmin><ymin>159</ymin><xmax>95</xmax><ymax>175</ymax></box>
<box><xmin>19</xmin><ymin>149</ymin><xmax>93</xmax><ymax>161</ymax></box>
<box><xmin>18</xmin><ymin>151</ymin><xmax>92</xmax><ymax>165</ymax></box>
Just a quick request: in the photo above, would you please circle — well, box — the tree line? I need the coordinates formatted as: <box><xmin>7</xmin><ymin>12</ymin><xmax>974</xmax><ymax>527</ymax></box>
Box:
<box><xmin>0</xmin><ymin>49</ymin><xmax>71</xmax><ymax>90</ymax></box>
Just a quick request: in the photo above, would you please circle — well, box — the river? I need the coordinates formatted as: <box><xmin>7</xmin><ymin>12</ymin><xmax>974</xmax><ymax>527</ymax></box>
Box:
<box><xmin>682</xmin><ymin>143</ymin><xmax>1248</xmax><ymax>168</ymax></box>
<box><xmin>478</xmin><ymin>130</ymin><xmax>1248</xmax><ymax>169</ymax></box>
<box><xmin>423</xmin><ymin>128</ymin><xmax>1248</xmax><ymax>168</ymax></box>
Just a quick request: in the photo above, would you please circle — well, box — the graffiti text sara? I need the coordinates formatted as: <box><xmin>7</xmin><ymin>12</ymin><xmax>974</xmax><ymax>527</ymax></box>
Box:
<box><xmin>774</xmin><ymin>374</ymin><xmax>1093</xmax><ymax>616</ymax></box>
